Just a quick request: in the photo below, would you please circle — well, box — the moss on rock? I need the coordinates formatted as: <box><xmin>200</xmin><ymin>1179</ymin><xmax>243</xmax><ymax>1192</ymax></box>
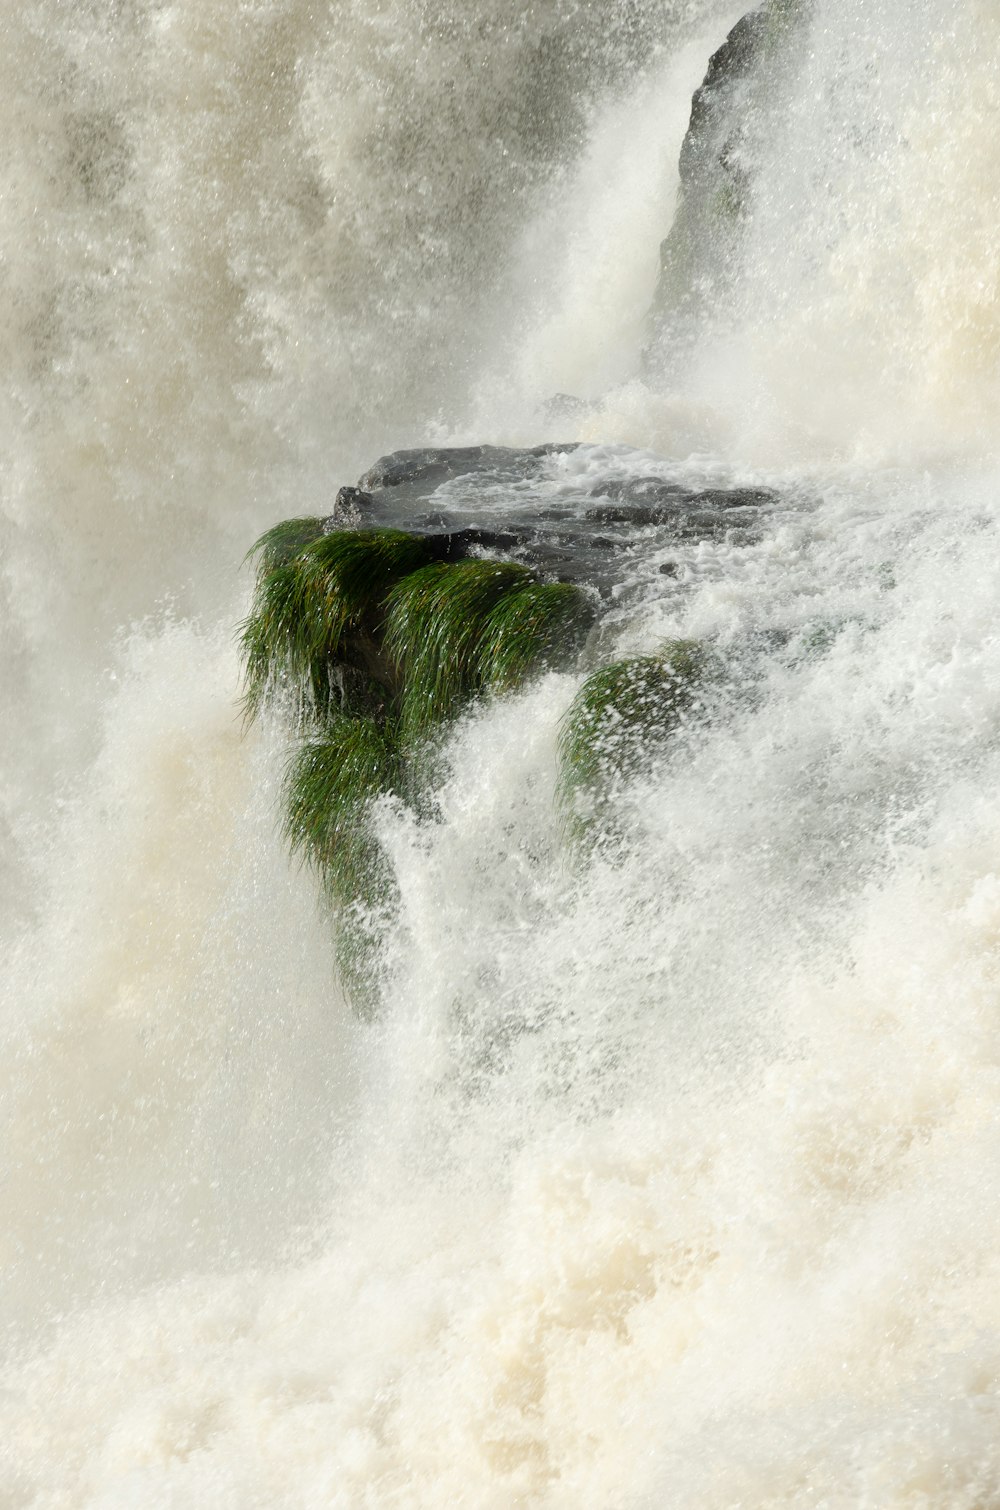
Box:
<box><xmin>558</xmin><ymin>639</ymin><xmax>711</xmax><ymax>835</ymax></box>
<box><xmin>240</xmin><ymin>518</ymin><xmax>593</xmax><ymax>1010</ymax></box>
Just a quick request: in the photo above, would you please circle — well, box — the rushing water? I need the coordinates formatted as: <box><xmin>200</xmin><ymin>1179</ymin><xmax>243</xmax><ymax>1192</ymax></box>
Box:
<box><xmin>6</xmin><ymin>1</ymin><xmax>1000</xmax><ymax>1504</ymax></box>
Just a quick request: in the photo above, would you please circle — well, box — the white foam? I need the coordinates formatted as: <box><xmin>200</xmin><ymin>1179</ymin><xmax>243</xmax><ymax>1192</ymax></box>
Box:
<box><xmin>6</xmin><ymin>2</ymin><xmax>1000</xmax><ymax>1504</ymax></box>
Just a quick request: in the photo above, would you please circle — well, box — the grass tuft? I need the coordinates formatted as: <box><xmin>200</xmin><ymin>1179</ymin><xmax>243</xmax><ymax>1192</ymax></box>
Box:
<box><xmin>558</xmin><ymin>640</ymin><xmax>710</xmax><ymax>826</ymax></box>
<box><xmin>282</xmin><ymin>715</ymin><xmax>402</xmax><ymax>906</ymax></box>
<box><xmin>282</xmin><ymin>714</ymin><xmax>405</xmax><ymax>1017</ymax></box>
<box><xmin>240</xmin><ymin>519</ymin><xmax>595</xmax><ymax>1010</ymax></box>
<box><xmin>297</xmin><ymin>528</ymin><xmax>437</xmax><ymax>634</ymax></box>
<box><xmin>478</xmin><ymin>578</ymin><xmax>592</xmax><ymax>691</ymax></box>
<box><xmin>240</xmin><ymin>527</ymin><xmax>437</xmax><ymax>725</ymax></box>
<box><xmin>245</xmin><ymin>516</ymin><xmax>326</xmax><ymax>580</ymax></box>
<box><xmin>239</xmin><ymin>561</ymin><xmax>317</xmax><ymax>725</ymax></box>
<box><xmin>384</xmin><ymin>560</ymin><xmax>532</xmax><ymax>737</ymax></box>
<box><xmin>385</xmin><ymin>559</ymin><xmax>590</xmax><ymax>740</ymax></box>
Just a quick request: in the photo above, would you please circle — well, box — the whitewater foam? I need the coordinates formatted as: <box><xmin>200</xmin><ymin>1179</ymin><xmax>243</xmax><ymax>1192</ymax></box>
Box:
<box><xmin>7</xmin><ymin>1</ymin><xmax>1000</xmax><ymax>1505</ymax></box>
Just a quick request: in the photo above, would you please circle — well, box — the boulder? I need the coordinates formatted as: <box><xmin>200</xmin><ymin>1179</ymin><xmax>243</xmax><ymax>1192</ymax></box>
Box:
<box><xmin>327</xmin><ymin>445</ymin><xmax>778</xmax><ymax>593</ymax></box>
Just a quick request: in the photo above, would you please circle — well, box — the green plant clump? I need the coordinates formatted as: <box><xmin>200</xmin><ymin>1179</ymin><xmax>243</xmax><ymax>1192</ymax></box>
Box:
<box><xmin>558</xmin><ymin>639</ymin><xmax>710</xmax><ymax>831</ymax></box>
<box><xmin>282</xmin><ymin>716</ymin><xmax>402</xmax><ymax>1019</ymax></box>
<box><xmin>247</xmin><ymin>515</ymin><xmax>327</xmax><ymax>577</ymax></box>
<box><xmin>385</xmin><ymin>560</ymin><xmax>587</xmax><ymax>741</ymax></box>
<box><xmin>240</xmin><ymin>518</ymin><xmax>593</xmax><ymax>1010</ymax></box>
<box><xmin>240</xmin><ymin>526</ymin><xmax>438</xmax><ymax>725</ymax></box>
<box><xmin>283</xmin><ymin>716</ymin><xmax>401</xmax><ymax>904</ymax></box>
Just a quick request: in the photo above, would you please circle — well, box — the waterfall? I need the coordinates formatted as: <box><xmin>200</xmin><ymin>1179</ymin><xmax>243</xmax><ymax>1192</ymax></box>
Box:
<box><xmin>5</xmin><ymin>2</ymin><xmax>1000</xmax><ymax>1505</ymax></box>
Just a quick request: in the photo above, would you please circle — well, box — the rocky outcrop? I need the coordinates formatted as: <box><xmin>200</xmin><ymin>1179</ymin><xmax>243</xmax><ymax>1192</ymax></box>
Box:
<box><xmin>645</xmin><ymin>0</ymin><xmax>809</xmax><ymax>374</ymax></box>
<box><xmin>323</xmin><ymin>445</ymin><xmax>777</xmax><ymax>593</ymax></box>
<box><xmin>237</xmin><ymin>0</ymin><xmax>818</xmax><ymax>1010</ymax></box>
<box><xmin>240</xmin><ymin>443</ymin><xmax>779</xmax><ymax>1010</ymax></box>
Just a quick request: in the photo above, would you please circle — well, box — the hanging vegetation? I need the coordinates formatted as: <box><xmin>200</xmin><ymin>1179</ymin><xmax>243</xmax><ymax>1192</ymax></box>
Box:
<box><xmin>557</xmin><ymin>640</ymin><xmax>712</xmax><ymax>838</ymax></box>
<box><xmin>240</xmin><ymin>526</ymin><xmax>439</xmax><ymax>725</ymax></box>
<box><xmin>240</xmin><ymin>518</ymin><xmax>594</xmax><ymax>1009</ymax></box>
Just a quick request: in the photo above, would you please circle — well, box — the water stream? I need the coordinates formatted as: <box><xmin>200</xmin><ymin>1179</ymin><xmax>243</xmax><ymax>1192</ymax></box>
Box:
<box><xmin>5</xmin><ymin>2</ymin><xmax>1000</xmax><ymax>1504</ymax></box>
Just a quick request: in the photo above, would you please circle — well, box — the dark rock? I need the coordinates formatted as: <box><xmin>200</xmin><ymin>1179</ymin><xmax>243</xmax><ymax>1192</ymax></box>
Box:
<box><xmin>328</xmin><ymin>660</ymin><xmax>385</xmax><ymax>716</ymax></box>
<box><xmin>586</xmin><ymin>504</ymin><xmax>682</xmax><ymax>527</ymax></box>
<box><xmin>359</xmin><ymin>447</ymin><xmax>503</xmax><ymax>490</ymax></box>
<box><xmin>321</xmin><ymin>443</ymin><xmax>780</xmax><ymax>597</ymax></box>
<box><xmin>693</xmin><ymin>487</ymin><xmax>777</xmax><ymax>509</ymax></box>
<box><xmin>593</xmin><ymin>477</ymin><xmax>691</xmax><ymax>505</ymax></box>
<box><xmin>358</xmin><ymin>442</ymin><xmax>580</xmax><ymax>492</ymax></box>
<box><xmin>428</xmin><ymin>527</ymin><xmax>525</xmax><ymax>561</ymax></box>
<box><xmin>679</xmin><ymin>6</ymin><xmax>775</xmax><ymax>183</ymax></box>
<box><xmin>328</xmin><ymin>485</ymin><xmax>374</xmax><ymax>525</ymax></box>
<box><xmin>530</xmin><ymin>441</ymin><xmax>584</xmax><ymax>459</ymax></box>
<box><xmin>585</xmin><ymin>485</ymin><xmax>775</xmax><ymax>528</ymax></box>
<box><xmin>645</xmin><ymin>0</ymin><xmax>809</xmax><ymax>374</ymax></box>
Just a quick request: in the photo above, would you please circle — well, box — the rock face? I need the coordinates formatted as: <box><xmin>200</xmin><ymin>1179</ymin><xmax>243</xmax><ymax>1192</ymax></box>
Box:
<box><xmin>644</xmin><ymin>0</ymin><xmax>808</xmax><ymax>374</ymax></box>
<box><xmin>326</xmin><ymin>445</ymin><xmax>778</xmax><ymax>595</ymax></box>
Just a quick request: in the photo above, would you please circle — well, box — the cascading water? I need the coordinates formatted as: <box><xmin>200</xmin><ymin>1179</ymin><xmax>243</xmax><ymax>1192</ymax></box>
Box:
<box><xmin>5</xmin><ymin>1</ymin><xmax>1000</xmax><ymax>1505</ymax></box>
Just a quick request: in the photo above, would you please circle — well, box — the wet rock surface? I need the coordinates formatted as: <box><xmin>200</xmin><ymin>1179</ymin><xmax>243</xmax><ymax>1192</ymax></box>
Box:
<box><xmin>325</xmin><ymin>445</ymin><xmax>780</xmax><ymax>594</ymax></box>
<box><xmin>357</xmin><ymin>443</ymin><xmax>580</xmax><ymax>492</ymax></box>
<box><xmin>645</xmin><ymin>0</ymin><xmax>808</xmax><ymax>373</ymax></box>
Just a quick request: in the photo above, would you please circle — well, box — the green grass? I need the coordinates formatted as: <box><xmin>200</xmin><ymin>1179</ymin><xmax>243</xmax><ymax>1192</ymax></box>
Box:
<box><xmin>239</xmin><ymin>560</ymin><xmax>319</xmax><ymax>725</ymax></box>
<box><xmin>478</xmin><ymin>578</ymin><xmax>592</xmax><ymax>691</ymax></box>
<box><xmin>245</xmin><ymin>516</ymin><xmax>326</xmax><ymax>580</ymax></box>
<box><xmin>384</xmin><ymin>559</ymin><xmax>591</xmax><ymax>741</ymax></box>
<box><xmin>239</xmin><ymin>516</ymin><xmax>595</xmax><ymax>1010</ymax></box>
<box><xmin>282</xmin><ymin>714</ymin><xmax>402</xmax><ymax>905</ymax></box>
<box><xmin>240</xmin><ymin>527</ymin><xmax>437</xmax><ymax>725</ymax></box>
<box><xmin>297</xmin><ymin>528</ymin><xmax>437</xmax><ymax>634</ymax></box>
<box><xmin>384</xmin><ymin>559</ymin><xmax>532</xmax><ymax>737</ymax></box>
<box><xmin>283</xmin><ymin>714</ymin><xmax>405</xmax><ymax>1017</ymax></box>
<box><xmin>558</xmin><ymin>640</ymin><xmax>710</xmax><ymax>825</ymax></box>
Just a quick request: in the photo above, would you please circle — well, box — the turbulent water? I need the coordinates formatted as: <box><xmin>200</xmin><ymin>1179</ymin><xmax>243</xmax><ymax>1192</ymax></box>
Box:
<box><xmin>6</xmin><ymin>0</ymin><xmax>1000</xmax><ymax>1504</ymax></box>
